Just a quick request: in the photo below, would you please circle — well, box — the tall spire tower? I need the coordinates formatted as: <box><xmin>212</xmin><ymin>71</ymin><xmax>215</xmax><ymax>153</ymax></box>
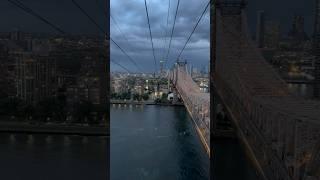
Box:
<box><xmin>314</xmin><ymin>0</ymin><xmax>320</xmax><ymax>98</ymax></box>
<box><xmin>256</xmin><ymin>11</ymin><xmax>265</xmax><ymax>48</ymax></box>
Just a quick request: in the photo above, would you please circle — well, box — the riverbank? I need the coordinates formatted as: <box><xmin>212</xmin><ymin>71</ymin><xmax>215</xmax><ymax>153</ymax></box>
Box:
<box><xmin>110</xmin><ymin>99</ymin><xmax>184</xmax><ymax>106</ymax></box>
<box><xmin>0</xmin><ymin>121</ymin><xmax>109</xmax><ymax>136</ymax></box>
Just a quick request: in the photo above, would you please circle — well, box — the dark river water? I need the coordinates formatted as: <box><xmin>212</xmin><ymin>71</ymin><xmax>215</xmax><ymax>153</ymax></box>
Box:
<box><xmin>111</xmin><ymin>105</ymin><xmax>262</xmax><ymax>180</ymax></box>
<box><xmin>0</xmin><ymin>133</ymin><xmax>108</xmax><ymax>180</ymax></box>
<box><xmin>288</xmin><ymin>83</ymin><xmax>314</xmax><ymax>99</ymax></box>
<box><xmin>111</xmin><ymin>105</ymin><xmax>209</xmax><ymax>180</ymax></box>
<box><xmin>0</xmin><ymin>84</ymin><xmax>310</xmax><ymax>180</ymax></box>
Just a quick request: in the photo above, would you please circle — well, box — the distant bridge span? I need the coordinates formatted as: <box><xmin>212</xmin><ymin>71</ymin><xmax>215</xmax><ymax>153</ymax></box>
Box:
<box><xmin>168</xmin><ymin>62</ymin><xmax>210</xmax><ymax>155</ymax></box>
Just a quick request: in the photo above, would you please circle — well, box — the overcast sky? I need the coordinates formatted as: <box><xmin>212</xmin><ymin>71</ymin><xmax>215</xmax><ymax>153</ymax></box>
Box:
<box><xmin>111</xmin><ymin>0</ymin><xmax>315</xmax><ymax>73</ymax></box>
<box><xmin>110</xmin><ymin>0</ymin><xmax>210</xmax><ymax>73</ymax></box>
<box><xmin>0</xmin><ymin>0</ymin><xmax>315</xmax><ymax>73</ymax></box>
<box><xmin>0</xmin><ymin>0</ymin><xmax>107</xmax><ymax>35</ymax></box>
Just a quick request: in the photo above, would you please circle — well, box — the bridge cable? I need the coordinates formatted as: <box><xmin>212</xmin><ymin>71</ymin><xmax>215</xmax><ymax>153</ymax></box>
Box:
<box><xmin>144</xmin><ymin>0</ymin><xmax>157</xmax><ymax>75</ymax></box>
<box><xmin>94</xmin><ymin>0</ymin><xmax>142</xmax><ymax>72</ymax></box>
<box><xmin>95</xmin><ymin>0</ymin><xmax>132</xmax><ymax>48</ymax></box>
<box><xmin>7</xmin><ymin>0</ymin><xmax>66</xmax><ymax>35</ymax></box>
<box><xmin>110</xmin><ymin>38</ymin><xmax>143</xmax><ymax>73</ymax></box>
<box><xmin>164</xmin><ymin>0</ymin><xmax>180</xmax><ymax>69</ymax></box>
<box><xmin>110</xmin><ymin>14</ymin><xmax>132</xmax><ymax>49</ymax></box>
<box><xmin>162</xmin><ymin>0</ymin><xmax>171</xmax><ymax>70</ymax></box>
<box><xmin>111</xmin><ymin>59</ymin><xmax>132</xmax><ymax>73</ymax></box>
<box><xmin>72</xmin><ymin>0</ymin><xmax>143</xmax><ymax>73</ymax></box>
<box><xmin>8</xmin><ymin>0</ymin><xmax>135</xmax><ymax>73</ymax></box>
<box><xmin>8</xmin><ymin>0</ymin><xmax>136</xmax><ymax>75</ymax></box>
<box><xmin>161</xmin><ymin>0</ymin><xmax>171</xmax><ymax>63</ymax></box>
<box><xmin>176</xmin><ymin>0</ymin><xmax>210</xmax><ymax>60</ymax></box>
<box><xmin>109</xmin><ymin>14</ymin><xmax>142</xmax><ymax>71</ymax></box>
<box><xmin>72</xmin><ymin>0</ymin><xmax>106</xmax><ymax>35</ymax></box>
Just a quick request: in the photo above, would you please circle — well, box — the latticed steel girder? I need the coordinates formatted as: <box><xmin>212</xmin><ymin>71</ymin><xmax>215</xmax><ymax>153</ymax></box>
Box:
<box><xmin>169</xmin><ymin>66</ymin><xmax>210</xmax><ymax>119</ymax></box>
<box><xmin>213</xmin><ymin>6</ymin><xmax>320</xmax><ymax>180</ymax></box>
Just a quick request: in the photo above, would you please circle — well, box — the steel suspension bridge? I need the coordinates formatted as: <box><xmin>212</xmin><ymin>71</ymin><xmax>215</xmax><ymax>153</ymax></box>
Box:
<box><xmin>208</xmin><ymin>1</ymin><xmax>320</xmax><ymax>180</ymax></box>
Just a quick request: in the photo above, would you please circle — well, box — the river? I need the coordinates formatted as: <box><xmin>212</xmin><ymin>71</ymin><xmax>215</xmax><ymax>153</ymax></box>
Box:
<box><xmin>111</xmin><ymin>105</ymin><xmax>263</xmax><ymax>180</ymax></box>
<box><xmin>111</xmin><ymin>105</ymin><xmax>209</xmax><ymax>180</ymax></box>
<box><xmin>0</xmin><ymin>133</ymin><xmax>108</xmax><ymax>180</ymax></box>
<box><xmin>0</xmin><ymin>83</ymin><xmax>310</xmax><ymax>180</ymax></box>
<box><xmin>288</xmin><ymin>83</ymin><xmax>314</xmax><ymax>99</ymax></box>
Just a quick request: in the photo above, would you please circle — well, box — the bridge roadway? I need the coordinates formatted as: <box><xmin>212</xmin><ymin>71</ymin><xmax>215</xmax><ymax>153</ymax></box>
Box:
<box><xmin>169</xmin><ymin>62</ymin><xmax>210</xmax><ymax>156</ymax></box>
<box><xmin>211</xmin><ymin>1</ymin><xmax>320</xmax><ymax>180</ymax></box>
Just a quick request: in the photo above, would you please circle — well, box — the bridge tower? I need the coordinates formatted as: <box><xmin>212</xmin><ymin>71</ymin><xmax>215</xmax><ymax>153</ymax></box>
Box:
<box><xmin>168</xmin><ymin>65</ymin><xmax>179</xmax><ymax>104</ymax></box>
<box><xmin>211</xmin><ymin>0</ymin><xmax>247</xmax><ymax>132</ymax></box>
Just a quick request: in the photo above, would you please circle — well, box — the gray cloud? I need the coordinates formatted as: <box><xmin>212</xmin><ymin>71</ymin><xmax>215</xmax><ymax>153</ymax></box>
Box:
<box><xmin>111</xmin><ymin>0</ymin><xmax>210</xmax><ymax>73</ymax></box>
<box><xmin>0</xmin><ymin>0</ymin><xmax>107</xmax><ymax>35</ymax></box>
<box><xmin>0</xmin><ymin>0</ymin><xmax>314</xmax><ymax>73</ymax></box>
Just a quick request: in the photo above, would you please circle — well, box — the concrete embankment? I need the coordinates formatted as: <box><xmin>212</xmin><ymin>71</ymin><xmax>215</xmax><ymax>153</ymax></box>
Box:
<box><xmin>0</xmin><ymin>122</ymin><xmax>109</xmax><ymax>136</ymax></box>
<box><xmin>111</xmin><ymin>100</ymin><xmax>184</xmax><ymax>106</ymax></box>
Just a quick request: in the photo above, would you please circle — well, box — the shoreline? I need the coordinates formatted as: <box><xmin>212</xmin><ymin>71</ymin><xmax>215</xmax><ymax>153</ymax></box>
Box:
<box><xmin>0</xmin><ymin>122</ymin><xmax>109</xmax><ymax>136</ymax></box>
<box><xmin>110</xmin><ymin>100</ymin><xmax>184</xmax><ymax>106</ymax></box>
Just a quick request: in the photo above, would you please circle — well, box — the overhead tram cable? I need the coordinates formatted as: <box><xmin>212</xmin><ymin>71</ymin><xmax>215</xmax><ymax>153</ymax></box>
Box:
<box><xmin>7</xmin><ymin>0</ymin><xmax>66</xmax><ymax>34</ymax></box>
<box><xmin>176</xmin><ymin>0</ymin><xmax>210</xmax><ymax>60</ymax></box>
<box><xmin>72</xmin><ymin>0</ymin><xmax>143</xmax><ymax>73</ymax></box>
<box><xmin>110</xmin><ymin>38</ymin><xmax>144</xmax><ymax>73</ymax></box>
<box><xmin>144</xmin><ymin>0</ymin><xmax>157</xmax><ymax>75</ymax></box>
<box><xmin>164</xmin><ymin>0</ymin><xmax>180</xmax><ymax>69</ymax></box>
<box><xmin>95</xmin><ymin>0</ymin><xmax>132</xmax><ymax>49</ymax></box>
<box><xmin>9</xmin><ymin>0</ymin><xmax>135</xmax><ymax>75</ymax></box>
<box><xmin>72</xmin><ymin>0</ymin><xmax>106</xmax><ymax>35</ymax></box>
<box><xmin>161</xmin><ymin>0</ymin><xmax>171</xmax><ymax>64</ymax></box>
<box><xmin>93</xmin><ymin>0</ymin><xmax>141</xmax><ymax>73</ymax></box>
<box><xmin>111</xmin><ymin>59</ymin><xmax>132</xmax><ymax>73</ymax></box>
<box><xmin>110</xmin><ymin>14</ymin><xmax>132</xmax><ymax>48</ymax></box>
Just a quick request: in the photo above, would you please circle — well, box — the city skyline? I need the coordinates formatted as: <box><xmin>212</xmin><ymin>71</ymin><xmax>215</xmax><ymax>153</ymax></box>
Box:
<box><xmin>247</xmin><ymin>0</ymin><xmax>314</xmax><ymax>36</ymax></box>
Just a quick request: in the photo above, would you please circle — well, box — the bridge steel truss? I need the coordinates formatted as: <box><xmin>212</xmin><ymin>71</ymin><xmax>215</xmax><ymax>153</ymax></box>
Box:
<box><xmin>169</xmin><ymin>63</ymin><xmax>210</xmax><ymax>155</ymax></box>
<box><xmin>212</xmin><ymin>1</ymin><xmax>320</xmax><ymax>180</ymax></box>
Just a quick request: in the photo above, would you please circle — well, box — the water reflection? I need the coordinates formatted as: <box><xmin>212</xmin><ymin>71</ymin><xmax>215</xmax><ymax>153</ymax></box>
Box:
<box><xmin>288</xmin><ymin>83</ymin><xmax>313</xmax><ymax>98</ymax></box>
<box><xmin>27</xmin><ymin>134</ymin><xmax>34</xmax><ymax>145</ymax></box>
<box><xmin>0</xmin><ymin>133</ymin><xmax>107</xmax><ymax>180</ymax></box>
<box><xmin>111</xmin><ymin>105</ymin><xmax>209</xmax><ymax>180</ymax></box>
<box><xmin>9</xmin><ymin>134</ymin><xmax>15</xmax><ymax>144</ymax></box>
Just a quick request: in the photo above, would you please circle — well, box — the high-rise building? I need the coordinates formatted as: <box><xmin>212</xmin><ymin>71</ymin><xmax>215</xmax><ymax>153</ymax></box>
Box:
<box><xmin>293</xmin><ymin>15</ymin><xmax>305</xmax><ymax>33</ymax></box>
<box><xmin>15</xmin><ymin>52</ymin><xmax>57</xmax><ymax>104</ymax></box>
<box><xmin>159</xmin><ymin>60</ymin><xmax>164</xmax><ymax>75</ymax></box>
<box><xmin>289</xmin><ymin>15</ymin><xmax>308</xmax><ymax>47</ymax></box>
<box><xmin>264</xmin><ymin>21</ymin><xmax>280</xmax><ymax>49</ymax></box>
<box><xmin>10</xmin><ymin>29</ymin><xmax>22</xmax><ymax>41</ymax></box>
<box><xmin>0</xmin><ymin>45</ymin><xmax>14</xmax><ymax>97</ymax></box>
<box><xmin>78</xmin><ymin>49</ymin><xmax>107</xmax><ymax>106</ymax></box>
<box><xmin>314</xmin><ymin>0</ymin><xmax>320</xmax><ymax>98</ymax></box>
<box><xmin>256</xmin><ymin>11</ymin><xmax>265</xmax><ymax>48</ymax></box>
